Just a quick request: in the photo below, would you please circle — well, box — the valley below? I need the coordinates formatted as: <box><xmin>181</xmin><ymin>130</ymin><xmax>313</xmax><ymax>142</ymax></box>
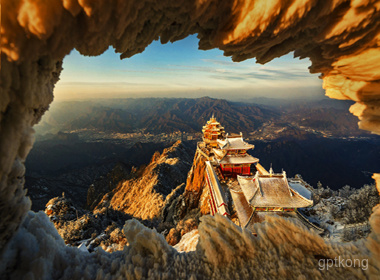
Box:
<box><xmin>25</xmin><ymin>96</ymin><xmax>380</xmax><ymax>253</ymax></box>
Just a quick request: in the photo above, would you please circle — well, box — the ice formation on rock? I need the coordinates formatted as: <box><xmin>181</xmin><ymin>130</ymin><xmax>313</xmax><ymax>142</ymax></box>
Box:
<box><xmin>174</xmin><ymin>229</ymin><xmax>199</xmax><ymax>252</ymax></box>
<box><xmin>1</xmin><ymin>211</ymin><xmax>378</xmax><ymax>279</ymax></box>
<box><xmin>1</xmin><ymin>0</ymin><xmax>380</xmax><ymax>278</ymax></box>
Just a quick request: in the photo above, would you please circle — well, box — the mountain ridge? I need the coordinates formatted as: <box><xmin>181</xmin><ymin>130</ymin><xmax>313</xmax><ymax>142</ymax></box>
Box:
<box><xmin>36</xmin><ymin>97</ymin><xmax>373</xmax><ymax>138</ymax></box>
<box><xmin>93</xmin><ymin>140</ymin><xmax>194</xmax><ymax>220</ymax></box>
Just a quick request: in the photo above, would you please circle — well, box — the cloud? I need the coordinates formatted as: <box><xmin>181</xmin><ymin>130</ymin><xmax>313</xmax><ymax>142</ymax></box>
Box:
<box><xmin>207</xmin><ymin>66</ymin><xmax>318</xmax><ymax>85</ymax></box>
<box><xmin>58</xmin><ymin>81</ymin><xmax>148</xmax><ymax>87</ymax></box>
<box><xmin>149</xmin><ymin>61</ymin><xmax>317</xmax><ymax>87</ymax></box>
<box><xmin>201</xmin><ymin>58</ymin><xmax>235</xmax><ymax>66</ymax></box>
<box><xmin>211</xmin><ymin>75</ymin><xmax>246</xmax><ymax>81</ymax></box>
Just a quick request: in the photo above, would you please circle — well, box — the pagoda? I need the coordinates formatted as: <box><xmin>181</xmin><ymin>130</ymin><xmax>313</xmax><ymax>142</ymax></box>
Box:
<box><xmin>213</xmin><ymin>133</ymin><xmax>259</xmax><ymax>178</ymax></box>
<box><xmin>202</xmin><ymin>115</ymin><xmax>226</xmax><ymax>148</ymax></box>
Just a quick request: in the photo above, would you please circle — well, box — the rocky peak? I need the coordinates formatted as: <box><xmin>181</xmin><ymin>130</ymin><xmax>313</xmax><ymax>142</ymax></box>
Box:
<box><xmin>45</xmin><ymin>194</ymin><xmax>131</xmax><ymax>252</ymax></box>
<box><xmin>45</xmin><ymin>195</ymin><xmax>82</xmax><ymax>224</ymax></box>
<box><xmin>95</xmin><ymin>141</ymin><xmax>194</xmax><ymax>220</ymax></box>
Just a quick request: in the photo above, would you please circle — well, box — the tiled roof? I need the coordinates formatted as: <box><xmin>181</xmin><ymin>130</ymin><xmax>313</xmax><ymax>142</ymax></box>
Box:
<box><xmin>230</xmin><ymin>189</ymin><xmax>253</xmax><ymax>227</ymax></box>
<box><xmin>212</xmin><ymin>148</ymin><xmax>227</xmax><ymax>160</ymax></box>
<box><xmin>217</xmin><ymin>137</ymin><xmax>255</xmax><ymax>150</ymax></box>
<box><xmin>237</xmin><ymin>174</ymin><xmax>313</xmax><ymax>208</ymax></box>
<box><xmin>218</xmin><ymin>154</ymin><xmax>259</xmax><ymax>165</ymax></box>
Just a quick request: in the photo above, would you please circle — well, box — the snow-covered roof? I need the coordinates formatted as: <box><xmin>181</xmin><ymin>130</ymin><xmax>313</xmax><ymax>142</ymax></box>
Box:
<box><xmin>230</xmin><ymin>189</ymin><xmax>254</xmax><ymax>227</ymax></box>
<box><xmin>212</xmin><ymin>148</ymin><xmax>227</xmax><ymax>159</ymax></box>
<box><xmin>237</xmin><ymin>174</ymin><xmax>313</xmax><ymax>208</ymax></box>
<box><xmin>217</xmin><ymin>137</ymin><xmax>255</xmax><ymax>150</ymax></box>
<box><xmin>218</xmin><ymin>154</ymin><xmax>259</xmax><ymax>165</ymax></box>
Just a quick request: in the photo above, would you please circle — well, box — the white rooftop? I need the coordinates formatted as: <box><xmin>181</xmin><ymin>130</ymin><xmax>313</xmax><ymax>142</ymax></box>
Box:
<box><xmin>217</xmin><ymin>137</ymin><xmax>254</xmax><ymax>150</ymax></box>
<box><xmin>237</xmin><ymin>174</ymin><xmax>313</xmax><ymax>208</ymax></box>
<box><xmin>212</xmin><ymin>148</ymin><xmax>227</xmax><ymax>159</ymax></box>
<box><xmin>218</xmin><ymin>154</ymin><xmax>259</xmax><ymax>165</ymax></box>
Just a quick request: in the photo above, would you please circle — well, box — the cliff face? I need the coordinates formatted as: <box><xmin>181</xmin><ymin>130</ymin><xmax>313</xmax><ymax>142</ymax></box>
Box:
<box><xmin>95</xmin><ymin>141</ymin><xmax>194</xmax><ymax>220</ymax></box>
<box><xmin>182</xmin><ymin>150</ymin><xmax>212</xmax><ymax>216</ymax></box>
<box><xmin>44</xmin><ymin>141</ymin><xmax>198</xmax><ymax>251</ymax></box>
<box><xmin>162</xmin><ymin>149</ymin><xmax>211</xmax><ymax>225</ymax></box>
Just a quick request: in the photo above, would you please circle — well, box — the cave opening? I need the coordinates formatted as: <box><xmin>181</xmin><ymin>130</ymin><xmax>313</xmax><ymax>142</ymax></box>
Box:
<box><xmin>1</xmin><ymin>0</ymin><xmax>380</xmax><ymax>278</ymax></box>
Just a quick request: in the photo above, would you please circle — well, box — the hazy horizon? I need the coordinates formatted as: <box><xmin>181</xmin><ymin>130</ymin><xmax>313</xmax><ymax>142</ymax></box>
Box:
<box><xmin>55</xmin><ymin>35</ymin><xmax>323</xmax><ymax>102</ymax></box>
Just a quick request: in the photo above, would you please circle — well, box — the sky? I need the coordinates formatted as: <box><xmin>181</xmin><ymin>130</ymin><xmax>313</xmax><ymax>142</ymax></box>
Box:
<box><xmin>54</xmin><ymin>34</ymin><xmax>324</xmax><ymax>101</ymax></box>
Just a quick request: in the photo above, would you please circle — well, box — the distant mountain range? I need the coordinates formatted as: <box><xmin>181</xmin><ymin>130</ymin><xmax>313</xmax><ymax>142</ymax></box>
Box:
<box><xmin>36</xmin><ymin>97</ymin><xmax>371</xmax><ymax>138</ymax></box>
<box><xmin>37</xmin><ymin>97</ymin><xmax>276</xmax><ymax>135</ymax></box>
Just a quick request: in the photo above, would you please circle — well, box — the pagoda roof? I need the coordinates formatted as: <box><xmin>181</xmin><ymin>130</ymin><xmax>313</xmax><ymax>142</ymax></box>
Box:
<box><xmin>207</xmin><ymin>120</ymin><xmax>221</xmax><ymax>124</ymax></box>
<box><xmin>205</xmin><ymin>116</ymin><xmax>221</xmax><ymax>125</ymax></box>
<box><xmin>237</xmin><ymin>174</ymin><xmax>313</xmax><ymax>208</ymax></box>
<box><xmin>212</xmin><ymin>148</ymin><xmax>227</xmax><ymax>159</ymax></box>
<box><xmin>202</xmin><ymin>127</ymin><xmax>224</xmax><ymax>131</ymax></box>
<box><xmin>217</xmin><ymin>153</ymin><xmax>259</xmax><ymax>165</ymax></box>
<box><xmin>217</xmin><ymin>136</ymin><xmax>254</xmax><ymax>150</ymax></box>
<box><xmin>226</xmin><ymin>133</ymin><xmax>241</xmax><ymax>138</ymax></box>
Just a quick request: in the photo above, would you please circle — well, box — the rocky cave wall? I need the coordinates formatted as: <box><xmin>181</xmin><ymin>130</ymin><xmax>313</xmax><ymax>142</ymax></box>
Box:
<box><xmin>1</xmin><ymin>0</ymin><xmax>380</xmax><ymax>278</ymax></box>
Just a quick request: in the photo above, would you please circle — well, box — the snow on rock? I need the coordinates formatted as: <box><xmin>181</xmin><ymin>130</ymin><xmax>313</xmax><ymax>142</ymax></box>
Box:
<box><xmin>44</xmin><ymin>194</ymin><xmax>131</xmax><ymax>253</ymax></box>
<box><xmin>1</xmin><ymin>210</ymin><xmax>377</xmax><ymax>279</ymax></box>
<box><xmin>302</xmin><ymin>183</ymin><xmax>380</xmax><ymax>242</ymax></box>
<box><xmin>174</xmin><ymin>229</ymin><xmax>199</xmax><ymax>252</ymax></box>
<box><xmin>2</xmin><ymin>0</ymin><xmax>380</xmax><ymax>136</ymax></box>
<box><xmin>165</xmin><ymin>218</ymin><xmax>199</xmax><ymax>246</ymax></box>
<box><xmin>45</xmin><ymin>196</ymin><xmax>80</xmax><ymax>222</ymax></box>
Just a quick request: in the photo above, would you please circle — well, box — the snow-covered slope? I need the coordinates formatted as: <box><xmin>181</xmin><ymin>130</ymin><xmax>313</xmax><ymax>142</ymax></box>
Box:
<box><xmin>96</xmin><ymin>140</ymin><xmax>193</xmax><ymax>220</ymax></box>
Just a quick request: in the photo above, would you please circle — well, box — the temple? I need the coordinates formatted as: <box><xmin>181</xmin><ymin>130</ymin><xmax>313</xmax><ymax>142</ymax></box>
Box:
<box><xmin>202</xmin><ymin>114</ymin><xmax>225</xmax><ymax>148</ymax></box>
<box><xmin>213</xmin><ymin>133</ymin><xmax>259</xmax><ymax>178</ymax></box>
<box><xmin>199</xmin><ymin>116</ymin><xmax>320</xmax><ymax>233</ymax></box>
